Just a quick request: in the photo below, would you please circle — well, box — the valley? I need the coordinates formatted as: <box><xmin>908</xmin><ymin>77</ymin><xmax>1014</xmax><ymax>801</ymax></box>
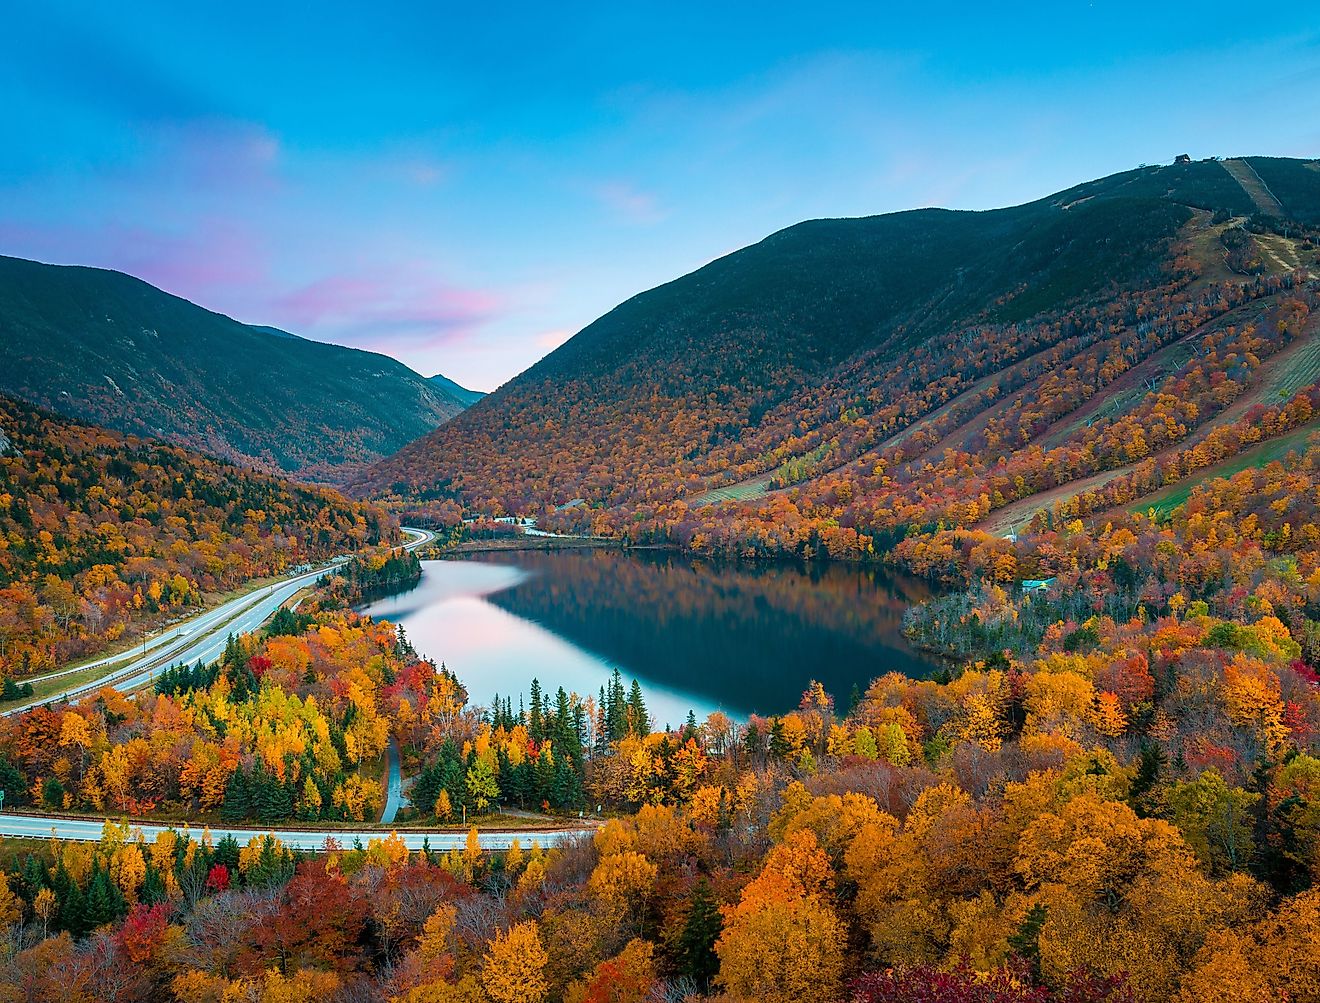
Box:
<box><xmin>2</xmin><ymin>153</ymin><xmax>1320</xmax><ymax>1003</ymax></box>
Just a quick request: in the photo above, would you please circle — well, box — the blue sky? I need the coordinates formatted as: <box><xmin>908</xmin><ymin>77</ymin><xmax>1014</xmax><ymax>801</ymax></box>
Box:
<box><xmin>2</xmin><ymin>3</ymin><xmax>1318</xmax><ymax>390</ymax></box>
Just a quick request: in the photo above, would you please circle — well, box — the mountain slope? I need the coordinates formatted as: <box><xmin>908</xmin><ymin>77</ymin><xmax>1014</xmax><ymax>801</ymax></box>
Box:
<box><xmin>0</xmin><ymin>255</ymin><xmax>474</xmax><ymax>477</ymax></box>
<box><xmin>354</xmin><ymin>157</ymin><xmax>1320</xmax><ymax>558</ymax></box>
<box><xmin>0</xmin><ymin>394</ymin><xmax>394</xmax><ymax>674</ymax></box>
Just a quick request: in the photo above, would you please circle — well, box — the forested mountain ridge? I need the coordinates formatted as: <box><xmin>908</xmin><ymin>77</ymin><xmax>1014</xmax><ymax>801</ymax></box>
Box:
<box><xmin>353</xmin><ymin>156</ymin><xmax>1320</xmax><ymax>556</ymax></box>
<box><xmin>0</xmin><ymin>255</ymin><xmax>474</xmax><ymax>478</ymax></box>
<box><xmin>0</xmin><ymin>394</ymin><xmax>396</xmax><ymax>676</ymax></box>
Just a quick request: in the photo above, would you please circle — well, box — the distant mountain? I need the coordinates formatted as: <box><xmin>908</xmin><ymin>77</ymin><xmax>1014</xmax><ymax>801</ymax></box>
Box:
<box><xmin>353</xmin><ymin>156</ymin><xmax>1320</xmax><ymax>552</ymax></box>
<box><xmin>428</xmin><ymin>373</ymin><xmax>486</xmax><ymax>407</ymax></box>
<box><xmin>0</xmin><ymin>255</ymin><xmax>475</xmax><ymax>478</ymax></box>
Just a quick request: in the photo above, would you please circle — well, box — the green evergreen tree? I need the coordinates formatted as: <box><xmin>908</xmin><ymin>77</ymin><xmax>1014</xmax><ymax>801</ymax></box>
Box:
<box><xmin>85</xmin><ymin>865</ymin><xmax>124</xmax><ymax>928</ymax></box>
<box><xmin>1129</xmin><ymin>741</ymin><xmax>1167</xmax><ymax>818</ymax></box>
<box><xmin>141</xmin><ymin>861</ymin><xmax>168</xmax><ymax>905</ymax></box>
<box><xmin>213</xmin><ymin>835</ymin><xmax>241</xmax><ymax>875</ymax></box>
<box><xmin>677</xmin><ymin>878</ymin><xmax>723</xmax><ymax>987</ymax></box>
<box><xmin>743</xmin><ymin>722</ymin><xmax>762</xmax><ymax>760</ymax></box>
<box><xmin>626</xmin><ymin>679</ymin><xmax>649</xmax><ymax>736</ymax></box>
<box><xmin>529</xmin><ymin>679</ymin><xmax>545</xmax><ymax>742</ymax></box>
<box><xmin>221</xmin><ymin>767</ymin><xmax>251</xmax><ymax>822</ymax></box>
<box><xmin>607</xmin><ymin>670</ymin><xmax>628</xmax><ymax>741</ymax></box>
<box><xmin>1008</xmin><ymin>903</ymin><xmax>1049</xmax><ymax>981</ymax></box>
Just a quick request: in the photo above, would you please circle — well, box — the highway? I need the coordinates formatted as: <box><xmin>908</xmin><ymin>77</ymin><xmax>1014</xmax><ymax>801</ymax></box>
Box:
<box><xmin>2</xmin><ymin>527</ymin><xmax>436</xmax><ymax>716</ymax></box>
<box><xmin>0</xmin><ymin>811</ymin><xmax>586</xmax><ymax>851</ymax></box>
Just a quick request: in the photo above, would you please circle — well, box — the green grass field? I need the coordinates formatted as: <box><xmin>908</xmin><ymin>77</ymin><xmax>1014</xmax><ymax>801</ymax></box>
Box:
<box><xmin>1132</xmin><ymin>423</ymin><xmax>1320</xmax><ymax>518</ymax></box>
<box><xmin>690</xmin><ymin>473</ymin><xmax>775</xmax><ymax>507</ymax></box>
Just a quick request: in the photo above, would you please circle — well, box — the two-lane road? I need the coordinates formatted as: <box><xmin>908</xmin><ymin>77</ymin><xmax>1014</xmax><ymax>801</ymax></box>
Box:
<box><xmin>0</xmin><ymin>811</ymin><xmax>585</xmax><ymax>850</ymax></box>
<box><xmin>3</xmin><ymin>527</ymin><xmax>436</xmax><ymax>716</ymax></box>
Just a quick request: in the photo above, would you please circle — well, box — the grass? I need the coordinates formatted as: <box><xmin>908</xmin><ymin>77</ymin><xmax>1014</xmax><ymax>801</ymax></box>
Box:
<box><xmin>0</xmin><ymin>661</ymin><xmax>132</xmax><ymax>712</ymax></box>
<box><xmin>691</xmin><ymin>473</ymin><xmax>775</xmax><ymax>507</ymax></box>
<box><xmin>1131</xmin><ymin>424</ymin><xmax>1320</xmax><ymax>518</ymax></box>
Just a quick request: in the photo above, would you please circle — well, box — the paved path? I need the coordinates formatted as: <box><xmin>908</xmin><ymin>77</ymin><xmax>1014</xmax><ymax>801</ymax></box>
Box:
<box><xmin>381</xmin><ymin>738</ymin><xmax>407</xmax><ymax>824</ymax></box>
<box><xmin>0</xmin><ymin>811</ymin><xmax>585</xmax><ymax>850</ymax></box>
<box><xmin>3</xmin><ymin>527</ymin><xmax>436</xmax><ymax>716</ymax></box>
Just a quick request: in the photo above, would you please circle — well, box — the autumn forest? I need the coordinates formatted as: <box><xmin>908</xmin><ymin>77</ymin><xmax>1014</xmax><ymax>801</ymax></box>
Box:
<box><xmin>2</xmin><ymin>153</ymin><xmax>1320</xmax><ymax>1003</ymax></box>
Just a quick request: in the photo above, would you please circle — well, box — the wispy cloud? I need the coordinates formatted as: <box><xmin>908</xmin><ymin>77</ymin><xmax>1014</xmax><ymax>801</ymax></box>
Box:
<box><xmin>593</xmin><ymin>181</ymin><xmax>666</xmax><ymax>224</ymax></box>
<box><xmin>270</xmin><ymin>269</ymin><xmax>500</xmax><ymax>348</ymax></box>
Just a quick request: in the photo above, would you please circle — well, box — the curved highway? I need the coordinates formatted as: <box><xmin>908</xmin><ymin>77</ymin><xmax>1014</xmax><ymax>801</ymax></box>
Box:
<box><xmin>3</xmin><ymin>527</ymin><xmax>436</xmax><ymax>716</ymax></box>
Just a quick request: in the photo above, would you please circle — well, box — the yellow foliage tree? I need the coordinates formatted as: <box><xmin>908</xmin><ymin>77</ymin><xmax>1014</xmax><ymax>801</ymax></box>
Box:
<box><xmin>482</xmin><ymin>921</ymin><xmax>549</xmax><ymax>1003</ymax></box>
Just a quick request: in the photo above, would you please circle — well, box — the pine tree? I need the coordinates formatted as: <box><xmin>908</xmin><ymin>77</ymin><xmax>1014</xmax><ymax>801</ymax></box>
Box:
<box><xmin>743</xmin><ymin>722</ymin><xmax>762</xmax><ymax>761</ymax></box>
<box><xmin>626</xmin><ymin>679</ymin><xmax>649</xmax><ymax>736</ymax></box>
<box><xmin>1008</xmin><ymin>903</ymin><xmax>1048</xmax><ymax>981</ymax></box>
<box><xmin>529</xmin><ymin>679</ymin><xmax>545</xmax><ymax>742</ymax></box>
<box><xmin>607</xmin><ymin>670</ymin><xmax>628</xmax><ymax>741</ymax></box>
<box><xmin>54</xmin><ymin>861</ymin><xmax>87</xmax><ymax>935</ymax></box>
<box><xmin>595</xmin><ymin>686</ymin><xmax>610</xmax><ymax>754</ymax></box>
<box><xmin>553</xmin><ymin>687</ymin><xmax>578</xmax><ymax>763</ymax></box>
<box><xmin>677</xmin><ymin>878</ymin><xmax>723</xmax><ymax>987</ymax></box>
<box><xmin>1129</xmin><ymin>741</ymin><xmax>1167</xmax><ymax>818</ymax></box>
<box><xmin>141</xmin><ymin>861</ymin><xmax>167</xmax><ymax>905</ymax></box>
<box><xmin>221</xmin><ymin>767</ymin><xmax>251</xmax><ymax>821</ymax></box>
<box><xmin>85</xmin><ymin>864</ymin><xmax>124</xmax><ymax>928</ymax></box>
<box><xmin>213</xmin><ymin>835</ymin><xmax>241</xmax><ymax>875</ymax></box>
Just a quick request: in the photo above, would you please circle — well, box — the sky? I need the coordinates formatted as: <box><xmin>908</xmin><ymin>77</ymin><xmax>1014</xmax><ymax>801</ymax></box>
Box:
<box><xmin>2</xmin><ymin>4</ymin><xmax>1318</xmax><ymax>391</ymax></box>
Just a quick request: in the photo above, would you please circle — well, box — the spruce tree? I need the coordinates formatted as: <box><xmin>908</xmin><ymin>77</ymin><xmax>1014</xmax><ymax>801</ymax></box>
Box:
<box><xmin>213</xmin><ymin>835</ymin><xmax>241</xmax><ymax>876</ymax></box>
<box><xmin>141</xmin><ymin>861</ymin><xmax>168</xmax><ymax>905</ymax></box>
<box><xmin>529</xmin><ymin>679</ymin><xmax>545</xmax><ymax>742</ymax></box>
<box><xmin>553</xmin><ymin>687</ymin><xmax>578</xmax><ymax>762</ymax></box>
<box><xmin>85</xmin><ymin>865</ymin><xmax>124</xmax><ymax>928</ymax></box>
<box><xmin>1008</xmin><ymin>903</ymin><xmax>1049</xmax><ymax>981</ymax></box>
<box><xmin>607</xmin><ymin>670</ymin><xmax>628</xmax><ymax>740</ymax></box>
<box><xmin>221</xmin><ymin>767</ymin><xmax>251</xmax><ymax>822</ymax></box>
<box><xmin>677</xmin><ymin>878</ymin><xmax>723</xmax><ymax>987</ymax></box>
<box><xmin>626</xmin><ymin>679</ymin><xmax>649</xmax><ymax>736</ymax></box>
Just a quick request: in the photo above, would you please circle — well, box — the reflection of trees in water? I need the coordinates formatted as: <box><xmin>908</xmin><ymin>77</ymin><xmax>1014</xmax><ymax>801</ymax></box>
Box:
<box><xmin>464</xmin><ymin>550</ymin><xmax>944</xmax><ymax>717</ymax></box>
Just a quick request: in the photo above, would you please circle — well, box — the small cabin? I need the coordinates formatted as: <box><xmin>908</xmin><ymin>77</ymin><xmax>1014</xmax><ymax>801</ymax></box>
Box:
<box><xmin>1021</xmin><ymin>577</ymin><xmax>1056</xmax><ymax>594</ymax></box>
<box><xmin>1175</xmin><ymin>153</ymin><xmax>1192</xmax><ymax>164</ymax></box>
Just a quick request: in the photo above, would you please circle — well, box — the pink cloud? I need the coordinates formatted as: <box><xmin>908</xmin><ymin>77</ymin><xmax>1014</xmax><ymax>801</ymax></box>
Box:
<box><xmin>269</xmin><ymin>269</ymin><xmax>501</xmax><ymax>348</ymax></box>
<box><xmin>594</xmin><ymin>181</ymin><xmax>666</xmax><ymax>225</ymax></box>
<box><xmin>534</xmin><ymin>328</ymin><xmax>573</xmax><ymax>350</ymax></box>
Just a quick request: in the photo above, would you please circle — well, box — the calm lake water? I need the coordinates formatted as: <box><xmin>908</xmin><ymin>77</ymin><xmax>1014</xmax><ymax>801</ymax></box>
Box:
<box><xmin>358</xmin><ymin>548</ymin><xmax>945</xmax><ymax>727</ymax></box>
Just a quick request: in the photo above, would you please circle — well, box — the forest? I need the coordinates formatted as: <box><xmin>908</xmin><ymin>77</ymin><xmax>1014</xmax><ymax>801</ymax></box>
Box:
<box><xmin>0</xmin><ymin>395</ymin><xmax>396</xmax><ymax>679</ymax></box>
<box><xmin>0</xmin><ymin>435</ymin><xmax>1318</xmax><ymax>1000</ymax></box>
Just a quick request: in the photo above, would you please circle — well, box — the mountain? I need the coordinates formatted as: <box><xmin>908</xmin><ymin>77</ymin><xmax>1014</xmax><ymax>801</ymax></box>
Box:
<box><xmin>428</xmin><ymin>373</ymin><xmax>486</xmax><ymax>407</ymax></box>
<box><xmin>353</xmin><ymin>156</ymin><xmax>1320</xmax><ymax>555</ymax></box>
<box><xmin>0</xmin><ymin>255</ymin><xmax>475</xmax><ymax>478</ymax></box>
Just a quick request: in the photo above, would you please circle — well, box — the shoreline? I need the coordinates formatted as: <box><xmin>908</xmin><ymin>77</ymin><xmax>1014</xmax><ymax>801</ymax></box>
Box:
<box><xmin>438</xmin><ymin>535</ymin><xmax>640</xmax><ymax>555</ymax></box>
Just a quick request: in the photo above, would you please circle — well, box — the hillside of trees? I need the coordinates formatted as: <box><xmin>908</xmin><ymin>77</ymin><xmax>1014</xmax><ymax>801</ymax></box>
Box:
<box><xmin>352</xmin><ymin>158</ymin><xmax>1320</xmax><ymax>570</ymax></box>
<box><xmin>0</xmin><ymin>396</ymin><xmax>396</xmax><ymax>678</ymax></box>
<box><xmin>0</xmin><ymin>255</ymin><xmax>478</xmax><ymax>478</ymax></box>
<box><xmin>0</xmin><ymin>438</ymin><xmax>1319</xmax><ymax>999</ymax></box>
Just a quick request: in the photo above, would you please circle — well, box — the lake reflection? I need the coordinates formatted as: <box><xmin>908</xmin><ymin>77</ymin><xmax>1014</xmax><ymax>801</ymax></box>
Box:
<box><xmin>358</xmin><ymin>548</ymin><xmax>944</xmax><ymax>726</ymax></box>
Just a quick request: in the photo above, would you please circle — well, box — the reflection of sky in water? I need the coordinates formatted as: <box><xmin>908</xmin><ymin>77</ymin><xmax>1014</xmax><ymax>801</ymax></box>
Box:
<box><xmin>359</xmin><ymin>561</ymin><xmax>724</xmax><ymax>728</ymax></box>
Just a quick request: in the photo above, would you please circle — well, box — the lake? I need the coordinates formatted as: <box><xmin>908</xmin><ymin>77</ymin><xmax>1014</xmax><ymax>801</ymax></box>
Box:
<box><xmin>358</xmin><ymin>548</ymin><xmax>945</xmax><ymax>727</ymax></box>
